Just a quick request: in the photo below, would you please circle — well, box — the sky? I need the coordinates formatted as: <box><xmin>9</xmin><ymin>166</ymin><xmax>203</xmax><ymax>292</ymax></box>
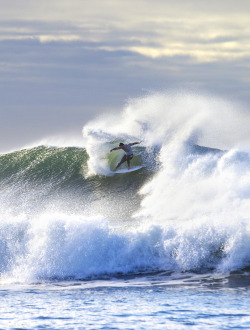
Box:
<box><xmin>1</xmin><ymin>0</ymin><xmax>250</xmax><ymax>152</ymax></box>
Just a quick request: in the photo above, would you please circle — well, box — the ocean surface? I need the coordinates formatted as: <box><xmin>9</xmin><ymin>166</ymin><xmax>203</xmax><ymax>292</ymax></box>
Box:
<box><xmin>1</xmin><ymin>92</ymin><xmax>250</xmax><ymax>329</ymax></box>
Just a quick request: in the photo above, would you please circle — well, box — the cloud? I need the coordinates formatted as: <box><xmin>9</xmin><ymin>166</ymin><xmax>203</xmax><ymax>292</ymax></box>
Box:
<box><xmin>1</xmin><ymin>1</ymin><xmax>250</xmax><ymax>63</ymax></box>
<box><xmin>1</xmin><ymin>37</ymin><xmax>249</xmax><ymax>110</ymax></box>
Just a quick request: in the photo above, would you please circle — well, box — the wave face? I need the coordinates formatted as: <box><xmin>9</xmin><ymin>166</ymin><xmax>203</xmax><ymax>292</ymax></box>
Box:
<box><xmin>1</xmin><ymin>91</ymin><xmax>250</xmax><ymax>282</ymax></box>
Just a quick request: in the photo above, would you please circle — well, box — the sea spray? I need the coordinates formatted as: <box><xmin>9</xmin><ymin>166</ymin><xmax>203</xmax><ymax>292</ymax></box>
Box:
<box><xmin>81</xmin><ymin>91</ymin><xmax>250</xmax><ymax>273</ymax></box>
<box><xmin>83</xmin><ymin>91</ymin><xmax>250</xmax><ymax>156</ymax></box>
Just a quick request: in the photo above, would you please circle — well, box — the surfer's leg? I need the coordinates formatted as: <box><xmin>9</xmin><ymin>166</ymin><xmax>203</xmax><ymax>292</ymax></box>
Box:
<box><xmin>115</xmin><ymin>155</ymin><xmax>127</xmax><ymax>170</ymax></box>
<box><xmin>127</xmin><ymin>155</ymin><xmax>133</xmax><ymax>170</ymax></box>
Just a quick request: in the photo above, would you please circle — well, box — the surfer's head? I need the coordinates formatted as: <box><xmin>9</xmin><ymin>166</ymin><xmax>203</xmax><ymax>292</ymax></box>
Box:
<box><xmin>119</xmin><ymin>143</ymin><xmax>124</xmax><ymax>148</ymax></box>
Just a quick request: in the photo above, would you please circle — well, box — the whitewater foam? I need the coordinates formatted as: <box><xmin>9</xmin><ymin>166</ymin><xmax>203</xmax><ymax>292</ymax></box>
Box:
<box><xmin>2</xmin><ymin>209</ymin><xmax>250</xmax><ymax>283</ymax></box>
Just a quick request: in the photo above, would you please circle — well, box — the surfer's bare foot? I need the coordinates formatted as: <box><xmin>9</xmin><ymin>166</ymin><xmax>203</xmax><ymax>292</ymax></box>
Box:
<box><xmin>128</xmin><ymin>167</ymin><xmax>130</xmax><ymax>170</ymax></box>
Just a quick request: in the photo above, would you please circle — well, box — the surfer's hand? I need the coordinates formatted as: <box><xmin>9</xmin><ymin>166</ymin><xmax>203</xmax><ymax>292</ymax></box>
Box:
<box><xmin>110</xmin><ymin>149</ymin><xmax>113</xmax><ymax>152</ymax></box>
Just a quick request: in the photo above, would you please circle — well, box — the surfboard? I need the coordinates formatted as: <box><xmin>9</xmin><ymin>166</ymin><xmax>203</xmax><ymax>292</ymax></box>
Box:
<box><xmin>114</xmin><ymin>166</ymin><xmax>144</xmax><ymax>174</ymax></box>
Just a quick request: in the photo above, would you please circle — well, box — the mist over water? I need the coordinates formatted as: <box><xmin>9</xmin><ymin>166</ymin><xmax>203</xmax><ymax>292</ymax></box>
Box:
<box><xmin>1</xmin><ymin>91</ymin><xmax>250</xmax><ymax>282</ymax></box>
<box><xmin>83</xmin><ymin>91</ymin><xmax>250</xmax><ymax>152</ymax></box>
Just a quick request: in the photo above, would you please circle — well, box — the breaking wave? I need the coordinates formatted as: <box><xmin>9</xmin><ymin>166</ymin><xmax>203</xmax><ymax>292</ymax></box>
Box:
<box><xmin>1</xmin><ymin>91</ymin><xmax>250</xmax><ymax>282</ymax></box>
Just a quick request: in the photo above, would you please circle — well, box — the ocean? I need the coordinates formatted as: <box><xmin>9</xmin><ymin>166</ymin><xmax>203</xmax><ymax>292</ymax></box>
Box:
<box><xmin>1</xmin><ymin>92</ymin><xmax>250</xmax><ymax>329</ymax></box>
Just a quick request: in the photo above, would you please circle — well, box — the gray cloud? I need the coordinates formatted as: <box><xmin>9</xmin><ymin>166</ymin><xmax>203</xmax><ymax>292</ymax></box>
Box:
<box><xmin>1</xmin><ymin>1</ymin><xmax>250</xmax><ymax>62</ymax></box>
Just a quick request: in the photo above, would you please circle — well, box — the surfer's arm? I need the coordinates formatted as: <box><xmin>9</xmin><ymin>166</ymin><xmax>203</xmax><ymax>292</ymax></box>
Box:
<box><xmin>110</xmin><ymin>147</ymin><xmax>120</xmax><ymax>152</ymax></box>
<box><xmin>131</xmin><ymin>142</ymin><xmax>141</xmax><ymax>146</ymax></box>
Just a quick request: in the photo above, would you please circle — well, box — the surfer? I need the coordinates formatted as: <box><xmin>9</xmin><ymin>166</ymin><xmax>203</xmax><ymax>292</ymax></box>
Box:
<box><xmin>110</xmin><ymin>142</ymin><xmax>141</xmax><ymax>171</ymax></box>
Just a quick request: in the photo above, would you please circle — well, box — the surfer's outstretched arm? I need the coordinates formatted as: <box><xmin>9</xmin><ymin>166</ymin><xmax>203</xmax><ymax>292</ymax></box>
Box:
<box><xmin>110</xmin><ymin>141</ymin><xmax>141</xmax><ymax>152</ymax></box>
<box><xmin>110</xmin><ymin>147</ymin><xmax>120</xmax><ymax>152</ymax></box>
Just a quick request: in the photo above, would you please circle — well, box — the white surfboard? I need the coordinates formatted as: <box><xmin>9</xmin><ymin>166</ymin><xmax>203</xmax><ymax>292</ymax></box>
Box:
<box><xmin>114</xmin><ymin>166</ymin><xmax>144</xmax><ymax>174</ymax></box>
